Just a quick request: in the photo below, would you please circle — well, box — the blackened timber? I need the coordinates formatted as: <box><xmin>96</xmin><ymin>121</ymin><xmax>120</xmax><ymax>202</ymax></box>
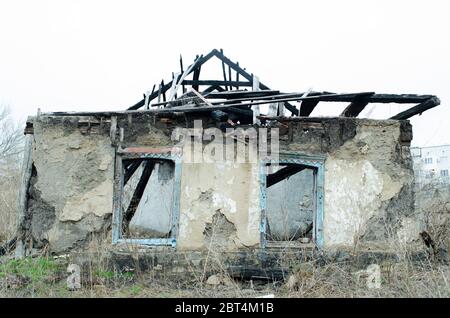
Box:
<box><xmin>202</xmin><ymin>85</ymin><xmax>226</xmax><ymax>95</ymax></box>
<box><xmin>162</xmin><ymin>80</ymin><xmax>166</xmax><ymax>102</ymax></box>
<box><xmin>129</xmin><ymin>98</ymin><xmax>145</xmax><ymax>110</ymax></box>
<box><xmin>340</xmin><ymin>94</ymin><xmax>373</xmax><ymax>117</ymax></box>
<box><xmin>390</xmin><ymin>96</ymin><xmax>441</xmax><ymax>120</ymax></box>
<box><xmin>300</xmin><ymin>100</ymin><xmax>320</xmax><ymax>116</ymax></box>
<box><xmin>163</xmin><ymin>92</ymin><xmax>376</xmax><ymax>112</ymax></box>
<box><xmin>157</xmin><ymin>81</ymin><xmax>163</xmax><ymax>103</ymax></box>
<box><xmin>267</xmin><ymin>165</ymin><xmax>307</xmax><ymax>187</ymax></box>
<box><xmin>123</xmin><ymin>159</ymin><xmax>144</xmax><ymax>185</ymax></box>
<box><xmin>123</xmin><ymin>161</ymin><xmax>155</xmax><ymax>227</ymax></box>
<box><xmin>228</xmin><ymin>65</ymin><xmax>232</xmax><ymax>90</ymax></box>
<box><xmin>213</xmin><ymin>91</ymin><xmax>321</xmax><ymax>105</ymax></box>
<box><xmin>181</xmin><ymin>80</ymin><xmax>252</xmax><ymax>87</ymax></box>
<box><xmin>220</xmin><ymin>49</ymin><xmax>229</xmax><ymax>90</ymax></box>
<box><xmin>202</xmin><ymin>85</ymin><xmax>222</xmax><ymax>95</ymax></box>
<box><xmin>224</xmin><ymin>107</ymin><xmax>253</xmax><ymax>117</ymax></box>
<box><xmin>128</xmin><ymin>49</ymin><xmax>217</xmax><ymax>110</ymax></box>
<box><xmin>179</xmin><ymin>54</ymin><xmax>185</xmax><ymax>93</ymax></box>
<box><xmin>213</xmin><ymin>49</ymin><xmax>253</xmax><ymax>82</ymax></box>
<box><xmin>205</xmin><ymin>90</ymin><xmax>280</xmax><ymax>99</ymax></box>
<box><xmin>192</xmin><ymin>65</ymin><xmax>201</xmax><ymax>91</ymax></box>
<box><xmin>370</xmin><ymin>94</ymin><xmax>436</xmax><ymax>104</ymax></box>
<box><xmin>212</xmin><ymin>48</ymin><xmax>299</xmax><ymax>114</ymax></box>
<box><xmin>171</xmin><ymin>72</ymin><xmax>177</xmax><ymax>100</ymax></box>
<box><xmin>299</xmin><ymin>92</ymin><xmax>335</xmax><ymax>116</ymax></box>
<box><xmin>151</xmin><ymin>91</ymin><xmax>302</xmax><ymax>106</ymax></box>
<box><xmin>236</xmin><ymin>62</ymin><xmax>240</xmax><ymax>89</ymax></box>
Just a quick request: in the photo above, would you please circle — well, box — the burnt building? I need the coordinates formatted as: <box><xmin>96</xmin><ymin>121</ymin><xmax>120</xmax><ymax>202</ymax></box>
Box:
<box><xmin>15</xmin><ymin>49</ymin><xmax>440</xmax><ymax>263</ymax></box>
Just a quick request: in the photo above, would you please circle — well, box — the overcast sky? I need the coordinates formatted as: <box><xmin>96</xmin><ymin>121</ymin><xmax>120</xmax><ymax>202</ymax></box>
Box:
<box><xmin>0</xmin><ymin>0</ymin><xmax>449</xmax><ymax>147</ymax></box>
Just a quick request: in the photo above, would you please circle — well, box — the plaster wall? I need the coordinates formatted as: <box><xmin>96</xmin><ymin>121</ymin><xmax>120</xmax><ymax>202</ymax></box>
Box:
<box><xmin>24</xmin><ymin>115</ymin><xmax>417</xmax><ymax>253</ymax></box>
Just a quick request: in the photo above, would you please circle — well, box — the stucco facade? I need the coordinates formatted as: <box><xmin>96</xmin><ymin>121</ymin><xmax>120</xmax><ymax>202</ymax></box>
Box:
<box><xmin>17</xmin><ymin>113</ymin><xmax>419</xmax><ymax>255</ymax></box>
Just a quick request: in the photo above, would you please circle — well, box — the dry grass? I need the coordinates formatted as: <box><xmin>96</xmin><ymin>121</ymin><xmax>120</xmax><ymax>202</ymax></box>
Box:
<box><xmin>2</xmin><ymin>214</ymin><xmax>449</xmax><ymax>298</ymax></box>
<box><xmin>0</xmin><ymin>249</ymin><xmax>449</xmax><ymax>298</ymax></box>
<box><xmin>281</xmin><ymin>260</ymin><xmax>449</xmax><ymax>298</ymax></box>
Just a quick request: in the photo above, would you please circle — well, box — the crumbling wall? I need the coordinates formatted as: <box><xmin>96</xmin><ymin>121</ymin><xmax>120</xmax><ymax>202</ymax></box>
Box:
<box><xmin>279</xmin><ymin>118</ymin><xmax>415</xmax><ymax>250</ymax></box>
<box><xmin>24</xmin><ymin>114</ymin><xmax>416</xmax><ymax>254</ymax></box>
<box><xmin>29</xmin><ymin>117</ymin><xmax>114</xmax><ymax>253</ymax></box>
<box><xmin>177</xmin><ymin>142</ymin><xmax>260</xmax><ymax>250</ymax></box>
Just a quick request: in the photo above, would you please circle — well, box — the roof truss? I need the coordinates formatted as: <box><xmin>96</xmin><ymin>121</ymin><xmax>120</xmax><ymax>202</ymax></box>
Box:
<box><xmin>127</xmin><ymin>49</ymin><xmax>441</xmax><ymax>121</ymax></box>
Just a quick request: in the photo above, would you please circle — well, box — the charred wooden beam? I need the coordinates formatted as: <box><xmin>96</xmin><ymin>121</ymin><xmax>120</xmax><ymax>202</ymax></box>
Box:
<box><xmin>300</xmin><ymin>100</ymin><xmax>320</xmax><ymax>116</ymax></box>
<box><xmin>205</xmin><ymin>90</ymin><xmax>280</xmax><ymax>99</ymax></box>
<box><xmin>228</xmin><ymin>64</ymin><xmax>232</xmax><ymax>90</ymax></box>
<box><xmin>181</xmin><ymin>80</ymin><xmax>252</xmax><ymax>87</ymax></box>
<box><xmin>123</xmin><ymin>161</ymin><xmax>155</xmax><ymax>227</ymax></box>
<box><xmin>267</xmin><ymin>165</ymin><xmax>307</xmax><ymax>188</ymax></box>
<box><xmin>224</xmin><ymin>107</ymin><xmax>253</xmax><ymax>117</ymax></box>
<box><xmin>390</xmin><ymin>96</ymin><xmax>441</xmax><ymax>120</ymax></box>
<box><xmin>340</xmin><ymin>94</ymin><xmax>373</xmax><ymax>117</ymax></box>
<box><xmin>212</xmin><ymin>49</ymin><xmax>298</xmax><ymax>115</ymax></box>
<box><xmin>214</xmin><ymin>48</ymin><xmax>253</xmax><ymax>82</ymax></box>
<box><xmin>161</xmin><ymin>80</ymin><xmax>166</xmax><ymax>102</ymax></box>
<box><xmin>179</xmin><ymin>54</ymin><xmax>185</xmax><ymax>94</ymax></box>
<box><xmin>192</xmin><ymin>65</ymin><xmax>201</xmax><ymax>91</ymax></box>
<box><xmin>220</xmin><ymin>49</ymin><xmax>229</xmax><ymax>90</ymax></box>
<box><xmin>202</xmin><ymin>85</ymin><xmax>226</xmax><ymax>95</ymax></box>
<box><xmin>162</xmin><ymin>92</ymin><xmax>376</xmax><ymax>113</ymax></box>
<box><xmin>370</xmin><ymin>94</ymin><xmax>437</xmax><ymax>104</ymax></box>
<box><xmin>212</xmin><ymin>92</ymin><xmax>317</xmax><ymax>105</ymax></box>
<box><xmin>236</xmin><ymin>62</ymin><xmax>240</xmax><ymax>89</ymax></box>
<box><xmin>123</xmin><ymin>159</ymin><xmax>144</xmax><ymax>185</ymax></box>
<box><xmin>128</xmin><ymin>50</ymin><xmax>217</xmax><ymax>110</ymax></box>
<box><xmin>157</xmin><ymin>80</ymin><xmax>164</xmax><ymax>104</ymax></box>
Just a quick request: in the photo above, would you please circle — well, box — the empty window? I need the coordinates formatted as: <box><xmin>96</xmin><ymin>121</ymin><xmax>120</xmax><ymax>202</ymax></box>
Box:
<box><xmin>441</xmin><ymin>170</ymin><xmax>449</xmax><ymax>177</ymax></box>
<box><xmin>113</xmin><ymin>152</ymin><xmax>181</xmax><ymax>246</ymax></box>
<box><xmin>260</xmin><ymin>156</ymin><xmax>324</xmax><ymax>248</ymax></box>
<box><xmin>424</xmin><ymin>157</ymin><xmax>433</xmax><ymax>164</ymax></box>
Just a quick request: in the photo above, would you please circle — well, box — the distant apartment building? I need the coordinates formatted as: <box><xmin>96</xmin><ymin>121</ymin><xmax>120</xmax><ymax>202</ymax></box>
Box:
<box><xmin>411</xmin><ymin>145</ymin><xmax>450</xmax><ymax>185</ymax></box>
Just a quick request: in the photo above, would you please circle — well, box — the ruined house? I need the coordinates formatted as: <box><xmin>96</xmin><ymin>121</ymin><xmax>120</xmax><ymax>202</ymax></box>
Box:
<box><xmin>13</xmin><ymin>49</ymin><xmax>441</xmax><ymax>268</ymax></box>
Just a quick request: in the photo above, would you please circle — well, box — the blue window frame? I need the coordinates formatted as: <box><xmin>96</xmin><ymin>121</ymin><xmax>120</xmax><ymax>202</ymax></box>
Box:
<box><xmin>259</xmin><ymin>153</ymin><xmax>325</xmax><ymax>249</ymax></box>
<box><xmin>112</xmin><ymin>150</ymin><xmax>182</xmax><ymax>247</ymax></box>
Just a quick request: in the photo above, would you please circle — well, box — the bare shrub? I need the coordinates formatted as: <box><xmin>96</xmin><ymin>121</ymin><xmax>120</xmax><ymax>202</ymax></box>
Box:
<box><xmin>0</xmin><ymin>106</ymin><xmax>24</xmax><ymax>243</ymax></box>
<box><xmin>415</xmin><ymin>182</ymin><xmax>450</xmax><ymax>252</ymax></box>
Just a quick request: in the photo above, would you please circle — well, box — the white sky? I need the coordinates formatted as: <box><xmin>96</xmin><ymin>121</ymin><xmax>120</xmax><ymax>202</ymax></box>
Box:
<box><xmin>0</xmin><ymin>0</ymin><xmax>449</xmax><ymax>147</ymax></box>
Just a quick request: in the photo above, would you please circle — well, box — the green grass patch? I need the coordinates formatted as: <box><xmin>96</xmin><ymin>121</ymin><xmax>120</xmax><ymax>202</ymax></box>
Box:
<box><xmin>0</xmin><ymin>257</ymin><xmax>64</xmax><ymax>283</ymax></box>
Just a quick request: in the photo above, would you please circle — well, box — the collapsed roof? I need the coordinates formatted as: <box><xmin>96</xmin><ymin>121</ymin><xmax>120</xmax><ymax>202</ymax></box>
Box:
<box><xmin>45</xmin><ymin>48</ymin><xmax>440</xmax><ymax>125</ymax></box>
<box><xmin>125</xmin><ymin>48</ymin><xmax>440</xmax><ymax>124</ymax></box>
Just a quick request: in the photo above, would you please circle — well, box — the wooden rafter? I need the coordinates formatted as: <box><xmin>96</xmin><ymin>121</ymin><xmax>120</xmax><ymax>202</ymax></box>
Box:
<box><xmin>123</xmin><ymin>161</ymin><xmax>155</xmax><ymax>228</ymax></box>
<box><xmin>340</xmin><ymin>94</ymin><xmax>373</xmax><ymax>117</ymax></box>
<box><xmin>390</xmin><ymin>96</ymin><xmax>441</xmax><ymax>120</ymax></box>
<box><xmin>266</xmin><ymin>165</ymin><xmax>308</xmax><ymax>188</ymax></box>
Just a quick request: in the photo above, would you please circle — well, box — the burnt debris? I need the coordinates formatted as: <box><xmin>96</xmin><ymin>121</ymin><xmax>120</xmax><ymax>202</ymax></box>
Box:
<box><xmin>126</xmin><ymin>48</ymin><xmax>440</xmax><ymax>123</ymax></box>
<box><xmin>41</xmin><ymin>49</ymin><xmax>440</xmax><ymax>125</ymax></box>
